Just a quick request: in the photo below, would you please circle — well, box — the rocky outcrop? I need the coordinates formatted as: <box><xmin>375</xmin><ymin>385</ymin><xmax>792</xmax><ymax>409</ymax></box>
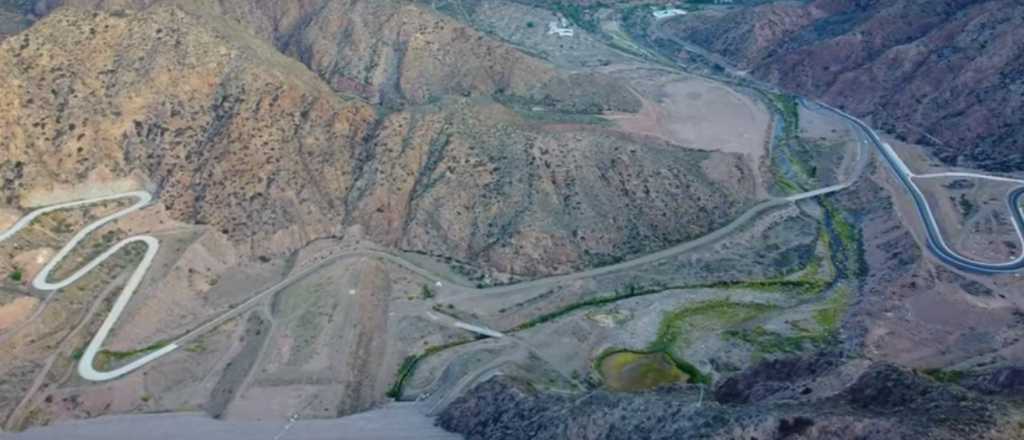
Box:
<box><xmin>653</xmin><ymin>0</ymin><xmax>1024</xmax><ymax>172</ymax></box>
<box><xmin>714</xmin><ymin>354</ymin><xmax>844</xmax><ymax>405</ymax></box>
<box><xmin>965</xmin><ymin>367</ymin><xmax>1024</xmax><ymax>398</ymax></box>
<box><xmin>438</xmin><ymin>358</ymin><xmax>1016</xmax><ymax>440</ymax></box>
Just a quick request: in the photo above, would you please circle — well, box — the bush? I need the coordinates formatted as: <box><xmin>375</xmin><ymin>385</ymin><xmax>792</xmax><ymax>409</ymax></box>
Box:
<box><xmin>8</xmin><ymin>269</ymin><xmax>22</xmax><ymax>282</ymax></box>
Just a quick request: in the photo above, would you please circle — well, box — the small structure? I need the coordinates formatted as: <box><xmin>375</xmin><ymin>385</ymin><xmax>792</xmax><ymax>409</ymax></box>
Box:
<box><xmin>652</xmin><ymin>8</ymin><xmax>688</xmax><ymax>19</ymax></box>
<box><xmin>548</xmin><ymin>16</ymin><xmax>574</xmax><ymax>37</ymax></box>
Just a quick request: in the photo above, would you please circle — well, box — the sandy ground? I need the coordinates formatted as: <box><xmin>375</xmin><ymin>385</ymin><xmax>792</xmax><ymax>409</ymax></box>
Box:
<box><xmin>11</xmin><ymin>248</ymin><xmax>56</xmax><ymax>285</ymax></box>
<box><xmin>0</xmin><ymin>209</ymin><xmax>20</xmax><ymax>230</ymax></box>
<box><xmin>0</xmin><ymin>297</ymin><xmax>39</xmax><ymax>331</ymax></box>
<box><xmin>864</xmin><ymin>157</ymin><xmax>1024</xmax><ymax>370</ymax></box>
<box><xmin>864</xmin><ymin>282</ymin><xmax>1017</xmax><ymax>368</ymax></box>
<box><xmin>606</xmin><ymin>74</ymin><xmax>770</xmax><ymax>161</ymax></box>
<box><xmin>8</xmin><ymin>403</ymin><xmax>461</xmax><ymax>440</ymax></box>
<box><xmin>227</xmin><ymin>257</ymin><xmax>408</xmax><ymax>420</ymax></box>
<box><xmin>18</xmin><ymin>169</ymin><xmax>147</xmax><ymax>208</ymax></box>
<box><xmin>601</xmin><ymin>68</ymin><xmax>771</xmax><ymax>197</ymax></box>
<box><xmin>799</xmin><ymin>104</ymin><xmax>853</xmax><ymax>141</ymax></box>
<box><xmin>884</xmin><ymin>136</ymin><xmax>954</xmax><ymax>175</ymax></box>
<box><xmin>915</xmin><ymin>176</ymin><xmax>1021</xmax><ymax>264</ymax></box>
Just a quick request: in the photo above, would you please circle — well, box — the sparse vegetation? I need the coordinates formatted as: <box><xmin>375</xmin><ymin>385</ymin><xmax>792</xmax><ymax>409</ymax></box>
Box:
<box><xmin>184</xmin><ymin>340</ymin><xmax>207</xmax><ymax>353</ymax></box>
<box><xmin>813</xmin><ymin>286</ymin><xmax>849</xmax><ymax>332</ymax></box>
<box><xmin>957</xmin><ymin>194</ymin><xmax>976</xmax><ymax>219</ymax></box>
<box><xmin>549</xmin><ymin>3</ymin><xmax>599</xmax><ymax>32</ymax></box>
<box><xmin>386</xmin><ymin>339</ymin><xmax>475</xmax><ymax>399</ymax></box>
<box><xmin>725</xmin><ymin>327</ymin><xmax>812</xmax><ymax>354</ymax></box>
<box><xmin>92</xmin><ymin>340</ymin><xmax>170</xmax><ymax>369</ymax></box>
<box><xmin>8</xmin><ymin>267</ymin><xmax>22</xmax><ymax>282</ymax></box>
<box><xmin>725</xmin><ymin>285</ymin><xmax>848</xmax><ymax>357</ymax></box>
<box><xmin>822</xmin><ymin>199</ymin><xmax>864</xmax><ymax>278</ymax></box>
<box><xmin>510</xmin><ymin>283</ymin><xmax>663</xmax><ymax>332</ymax></box>
<box><xmin>707</xmin><ymin>278</ymin><xmax>827</xmax><ymax>297</ymax></box>
<box><xmin>514</xmin><ymin>108</ymin><xmax>611</xmax><ymax>125</ymax></box>
<box><xmin>595</xmin><ymin>348</ymin><xmax>709</xmax><ymax>386</ymax></box>
<box><xmin>648</xmin><ymin>300</ymin><xmax>775</xmax><ymax>353</ymax></box>
<box><xmin>921</xmin><ymin>368</ymin><xmax>965</xmax><ymax>384</ymax></box>
<box><xmin>597</xmin><ymin>351</ymin><xmax>686</xmax><ymax>391</ymax></box>
<box><xmin>386</xmin><ymin>355</ymin><xmax>420</xmax><ymax>399</ymax></box>
<box><xmin>512</xmin><ymin>256</ymin><xmax>833</xmax><ymax>334</ymax></box>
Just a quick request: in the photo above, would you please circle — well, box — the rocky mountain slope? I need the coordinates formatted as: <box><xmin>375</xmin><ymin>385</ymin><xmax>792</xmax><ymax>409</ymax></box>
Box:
<box><xmin>650</xmin><ymin>0</ymin><xmax>1024</xmax><ymax>172</ymax></box>
<box><xmin>25</xmin><ymin>0</ymin><xmax>642</xmax><ymax>111</ymax></box>
<box><xmin>0</xmin><ymin>3</ymin><xmax>753</xmax><ymax>280</ymax></box>
<box><xmin>439</xmin><ymin>356</ymin><xmax>1022</xmax><ymax>440</ymax></box>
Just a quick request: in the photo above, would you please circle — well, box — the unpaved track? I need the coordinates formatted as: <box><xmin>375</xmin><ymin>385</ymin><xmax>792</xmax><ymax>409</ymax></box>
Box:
<box><xmin>0</xmin><ymin>125</ymin><xmax>869</xmax><ymax>384</ymax></box>
<box><xmin>8</xmin><ymin>91</ymin><xmax>1018</xmax><ymax>388</ymax></box>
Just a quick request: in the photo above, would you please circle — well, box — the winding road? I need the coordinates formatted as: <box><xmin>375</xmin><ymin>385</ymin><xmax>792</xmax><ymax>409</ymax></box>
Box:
<box><xmin>2</xmin><ymin>88</ymin><xmax>1021</xmax><ymax>387</ymax></box>
<box><xmin>0</xmin><ymin>137</ymin><xmax>866</xmax><ymax>383</ymax></box>
<box><xmin>0</xmin><ymin>191</ymin><xmax>179</xmax><ymax>381</ymax></box>
<box><xmin>810</xmin><ymin>99</ymin><xmax>1024</xmax><ymax>273</ymax></box>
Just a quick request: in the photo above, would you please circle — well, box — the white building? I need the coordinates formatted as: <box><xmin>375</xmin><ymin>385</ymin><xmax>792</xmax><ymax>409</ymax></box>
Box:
<box><xmin>652</xmin><ymin>8</ymin><xmax>688</xmax><ymax>19</ymax></box>
<box><xmin>548</xmin><ymin>16</ymin><xmax>574</xmax><ymax>37</ymax></box>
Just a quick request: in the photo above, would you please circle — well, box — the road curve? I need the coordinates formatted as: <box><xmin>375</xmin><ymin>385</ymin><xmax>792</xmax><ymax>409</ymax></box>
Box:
<box><xmin>0</xmin><ymin>191</ymin><xmax>179</xmax><ymax>381</ymax></box>
<box><xmin>0</xmin><ymin>112</ymin><xmax>875</xmax><ymax>383</ymax></box>
<box><xmin>810</xmin><ymin>99</ymin><xmax>1024</xmax><ymax>273</ymax></box>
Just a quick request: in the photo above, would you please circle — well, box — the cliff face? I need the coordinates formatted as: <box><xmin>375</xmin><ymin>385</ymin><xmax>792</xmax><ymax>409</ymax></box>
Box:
<box><xmin>0</xmin><ymin>3</ymin><xmax>751</xmax><ymax>279</ymax></box>
<box><xmin>654</xmin><ymin>0</ymin><xmax>1024</xmax><ymax>172</ymax></box>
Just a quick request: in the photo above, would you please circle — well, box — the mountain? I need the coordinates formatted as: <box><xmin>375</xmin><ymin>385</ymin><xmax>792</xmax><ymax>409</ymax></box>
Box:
<box><xmin>649</xmin><ymin>0</ymin><xmax>1024</xmax><ymax>172</ymax></box>
<box><xmin>0</xmin><ymin>2</ymin><xmax>752</xmax><ymax>281</ymax></box>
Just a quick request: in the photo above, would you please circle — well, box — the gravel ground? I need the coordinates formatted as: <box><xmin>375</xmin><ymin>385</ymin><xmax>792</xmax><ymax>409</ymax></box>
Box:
<box><xmin>6</xmin><ymin>403</ymin><xmax>460</xmax><ymax>440</ymax></box>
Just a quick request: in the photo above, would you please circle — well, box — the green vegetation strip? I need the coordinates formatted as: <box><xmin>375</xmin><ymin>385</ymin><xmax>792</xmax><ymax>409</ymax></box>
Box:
<box><xmin>389</xmin><ymin>198</ymin><xmax>860</xmax><ymax>397</ymax></box>
<box><xmin>921</xmin><ymin>368</ymin><xmax>965</xmax><ymax>384</ymax></box>
<box><xmin>821</xmin><ymin>199</ymin><xmax>864</xmax><ymax>278</ymax></box>
<box><xmin>648</xmin><ymin>300</ymin><xmax>777</xmax><ymax>354</ymax></box>
<box><xmin>386</xmin><ymin>339</ymin><xmax>475</xmax><ymax>399</ymax></box>
<box><xmin>725</xmin><ymin>286</ymin><xmax>849</xmax><ymax>356</ymax></box>
<box><xmin>74</xmin><ymin>340</ymin><xmax>171</xmax><ymax>369</ymax></box>
<box><xmin>510</xmin><ymin>276</ymin><xmax>828</xmax><ymax>334</ymax></box>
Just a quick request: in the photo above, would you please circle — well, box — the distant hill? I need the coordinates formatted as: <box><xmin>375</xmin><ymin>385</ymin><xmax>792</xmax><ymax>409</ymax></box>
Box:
<box><xmin>649</xmin><ymin>0</ymin><xmax>1024</xmax><ymax>172</ymax></box>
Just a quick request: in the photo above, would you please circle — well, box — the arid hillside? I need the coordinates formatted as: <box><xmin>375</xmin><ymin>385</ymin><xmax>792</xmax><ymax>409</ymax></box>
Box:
<box><xmin>22</xmin><ymin>0</ymin><xmax>642</xmax><ymax>112</ymax></box>
<box><xmin>651</xmin><ymin>0</ymin><xmax>1024</xmax><ymax>172</ymax></box>
<box><xmin>0</xmin><ymin>3</ymin><xmax>753</xmax><ymax>280</ymax></box>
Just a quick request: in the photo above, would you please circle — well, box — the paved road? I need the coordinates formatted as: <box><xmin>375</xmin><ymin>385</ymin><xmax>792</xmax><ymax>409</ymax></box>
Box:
<box><xmin>6</xmin><ymin>89</ymin><xmax>1019</xmax><ymax>387</ymax></box>
<box><xmin>0</xmin><ymin>119</ymin><xmax>871</xmax><ymax>383</ymax></box>
<box><xmin>811</xmin><ymin>100</ymin><xmax>1024</xmax><ymax>273</ymax></box>
<box><xmin>4</xmin><ymin>89</ymin><xmax>1018</xmax><ymax>389</ymax></box>
<box><xmin>0</xmin><ymin>191</ymin><xmax>179</xmax><ymax>381</ymax></box>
